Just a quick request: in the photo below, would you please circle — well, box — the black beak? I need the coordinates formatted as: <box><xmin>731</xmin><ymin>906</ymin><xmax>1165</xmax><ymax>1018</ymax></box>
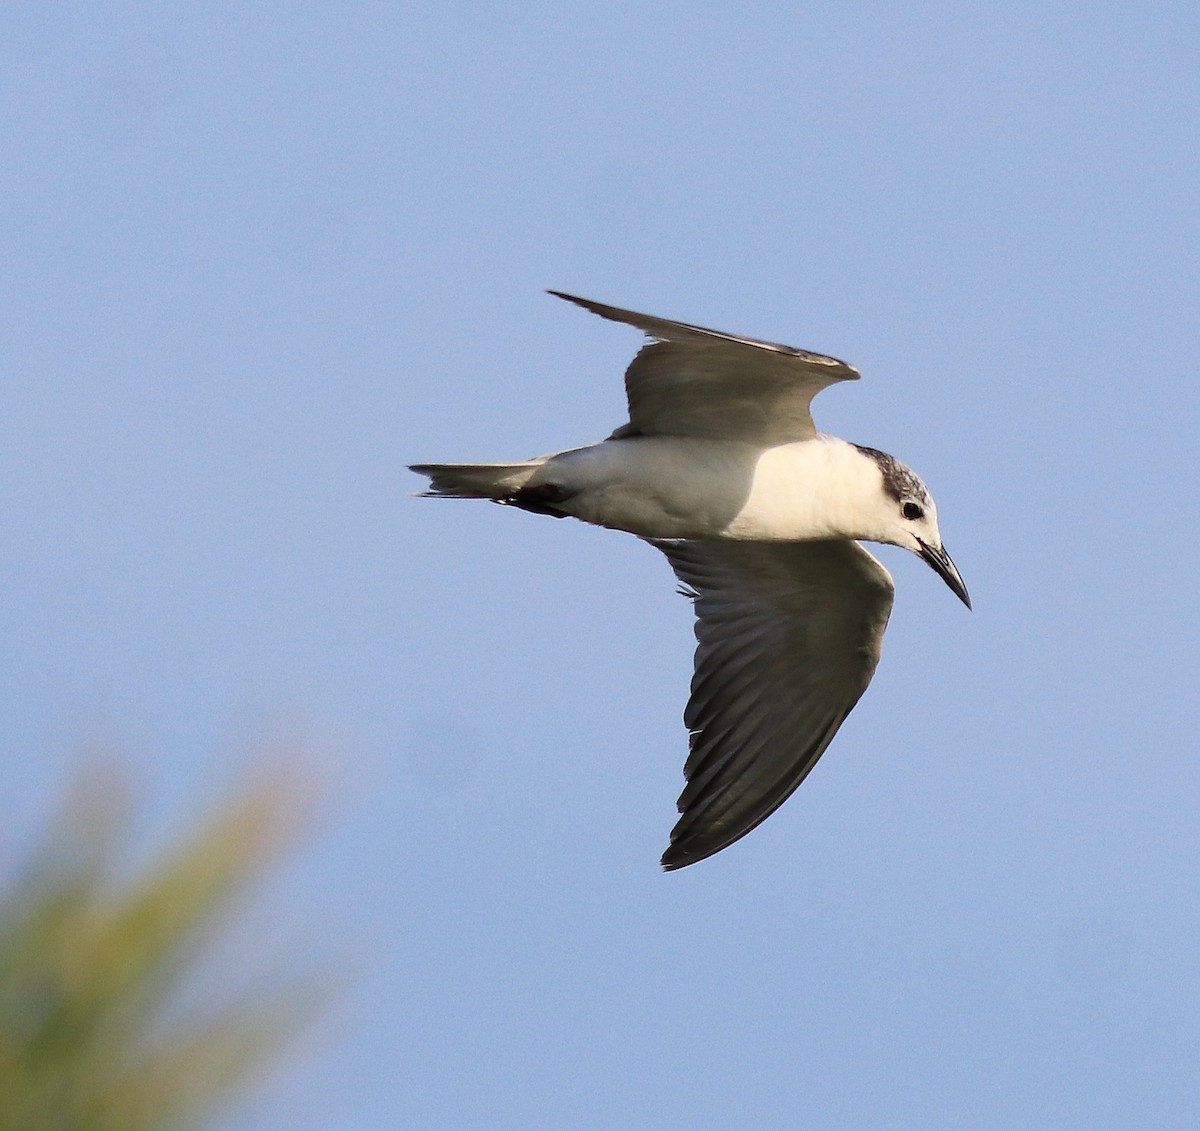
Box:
<box><xmin>917</xmin><ymin>539</ymin><xmax>971</xmax><ymax>609</ymax></box>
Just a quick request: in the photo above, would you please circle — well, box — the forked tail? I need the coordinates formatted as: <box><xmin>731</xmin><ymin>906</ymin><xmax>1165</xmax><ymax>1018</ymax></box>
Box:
<box><xmin>409</xmin><ymin>460</ymin><xmax>543</xmax><ymax>500</ymax></box>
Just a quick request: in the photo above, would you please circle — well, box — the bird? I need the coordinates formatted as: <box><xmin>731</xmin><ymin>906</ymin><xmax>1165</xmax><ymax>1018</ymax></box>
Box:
<box><xmin>411</xmin><ymin>291</ymin><xmax>970</xmax><ymax>871</ymax></box>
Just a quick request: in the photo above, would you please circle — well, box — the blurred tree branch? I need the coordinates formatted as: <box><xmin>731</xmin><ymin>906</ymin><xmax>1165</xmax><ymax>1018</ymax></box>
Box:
<box><xmin>0</xmin><ymin>766</ymin><xmax>323</xmax><ymax>1131</ymax></box>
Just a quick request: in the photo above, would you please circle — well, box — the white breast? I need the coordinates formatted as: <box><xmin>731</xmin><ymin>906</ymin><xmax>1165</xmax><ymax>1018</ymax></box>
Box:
<box><xmin>722</xmin><ymin>436</ymin><xmax>883</xmax><ymax>541</ymax></box>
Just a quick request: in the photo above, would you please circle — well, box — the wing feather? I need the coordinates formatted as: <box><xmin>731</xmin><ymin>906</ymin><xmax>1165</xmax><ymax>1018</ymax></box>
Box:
<box><xmin>654</xmin><ymin>538</ymin><xmax>895</xmax><ymax>870</ymax></box>
<box><xmin>550</xmin><ymin>291</ymin><xmax>859</xmax><ymax>444</ymax></box>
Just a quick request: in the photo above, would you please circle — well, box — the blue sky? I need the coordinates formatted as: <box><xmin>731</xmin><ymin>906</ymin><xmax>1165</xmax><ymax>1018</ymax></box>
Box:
<box><xmin>3</xmin><ymin>2</ymin><xmax>1199</xmax><ymax>1127</ymax></box>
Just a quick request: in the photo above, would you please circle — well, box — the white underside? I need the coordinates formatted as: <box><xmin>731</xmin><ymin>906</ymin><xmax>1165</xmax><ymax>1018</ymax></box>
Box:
<box><xmin>529</xmin><ymin>433</ymin><xmax>890</xmax><ymax>543</ymax></box>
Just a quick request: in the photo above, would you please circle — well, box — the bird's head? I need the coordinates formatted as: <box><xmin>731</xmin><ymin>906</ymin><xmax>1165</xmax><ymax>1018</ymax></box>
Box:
<box><xmin>853</xmin><ymin>444</ymin><xmax>971</xmax><ymax>609</ymax></box>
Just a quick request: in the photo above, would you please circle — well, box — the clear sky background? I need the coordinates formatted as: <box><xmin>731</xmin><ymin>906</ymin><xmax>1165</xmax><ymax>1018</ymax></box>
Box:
<box><xmin>3</xmin><ymin>3</ymin><xmax>1199</xmax><ymax>1128</ymax></box>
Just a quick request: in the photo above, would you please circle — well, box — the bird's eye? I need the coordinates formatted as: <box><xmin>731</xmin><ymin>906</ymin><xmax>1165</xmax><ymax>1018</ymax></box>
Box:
<box><xmin>902</xmin><ymin>502</ymin><xmax>923</xmax><ymax>521</ymax></box>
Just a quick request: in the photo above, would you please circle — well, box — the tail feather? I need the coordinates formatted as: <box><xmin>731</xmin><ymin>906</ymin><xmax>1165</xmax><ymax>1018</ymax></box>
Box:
<box><xmin>409</xmin><ymin>461</ymin><xmax>542</xmax><ymax>500</ymax></box>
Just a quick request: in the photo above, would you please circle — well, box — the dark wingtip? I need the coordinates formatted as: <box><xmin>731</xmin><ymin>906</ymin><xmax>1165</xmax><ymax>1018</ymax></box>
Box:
<box><xmin>547</xmin><ymin>289</ymin><xmax>610</xmax><ymax>319</ymax></box>
<box><xmin>659</xmin><ymin>839</ymin><xmax>713</xmax><ymax>872</ymax></box>
<box><xmin>660</xmin><ymin>851</ymin><xmax>686</xmax><ymax>872</ymax></box>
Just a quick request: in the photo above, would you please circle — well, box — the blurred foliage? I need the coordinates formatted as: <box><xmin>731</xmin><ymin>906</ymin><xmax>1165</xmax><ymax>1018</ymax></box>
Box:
<box><xmin>0</xmin><ymin>768</ymin><xmax>319</xmax><ymax>1131</ymax></box>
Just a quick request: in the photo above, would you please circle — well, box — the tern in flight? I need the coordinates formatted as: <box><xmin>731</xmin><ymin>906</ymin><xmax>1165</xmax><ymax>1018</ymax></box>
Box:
<box><xmin>412</xmin><ymin>292</ymin><xmax>970</xmax><ymax>870</ymax></box>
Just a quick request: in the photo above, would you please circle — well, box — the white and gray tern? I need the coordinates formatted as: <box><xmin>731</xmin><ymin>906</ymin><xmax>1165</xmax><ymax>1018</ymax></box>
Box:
<box><xmin>412</xmin><ymin>292</ymin><xmax>970</xmax><ymax>871</ymax></box>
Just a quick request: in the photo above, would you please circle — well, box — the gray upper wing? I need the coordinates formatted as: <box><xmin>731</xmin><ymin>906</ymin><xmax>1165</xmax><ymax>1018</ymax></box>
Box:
<box><xmin>653</xmin><ymin>538</ymin><xmax>895</xmax><ymax>870</ymax></box>
<box><xmin>550</xmin><ymin>291</ymin><xmax>860</xmax><ymax>444</ymax></box>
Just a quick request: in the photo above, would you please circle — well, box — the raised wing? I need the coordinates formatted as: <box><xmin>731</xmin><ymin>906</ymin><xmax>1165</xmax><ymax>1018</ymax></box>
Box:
<box><xmin>653</xmin><ymin>538</ymin><xmax>895</xmax><ymax>870</ymax></box>
<box><xmin>550</xmin><ymin>291</ymin><xmax>859</xmax><ymax>444</ymax></box>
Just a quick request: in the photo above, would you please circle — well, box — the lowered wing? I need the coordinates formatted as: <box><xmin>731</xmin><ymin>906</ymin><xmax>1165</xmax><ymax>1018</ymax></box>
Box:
<box><xmin>654</xmin><ymin>538</ymin><xmax>894</xmax><ymax>870</ymax></box>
